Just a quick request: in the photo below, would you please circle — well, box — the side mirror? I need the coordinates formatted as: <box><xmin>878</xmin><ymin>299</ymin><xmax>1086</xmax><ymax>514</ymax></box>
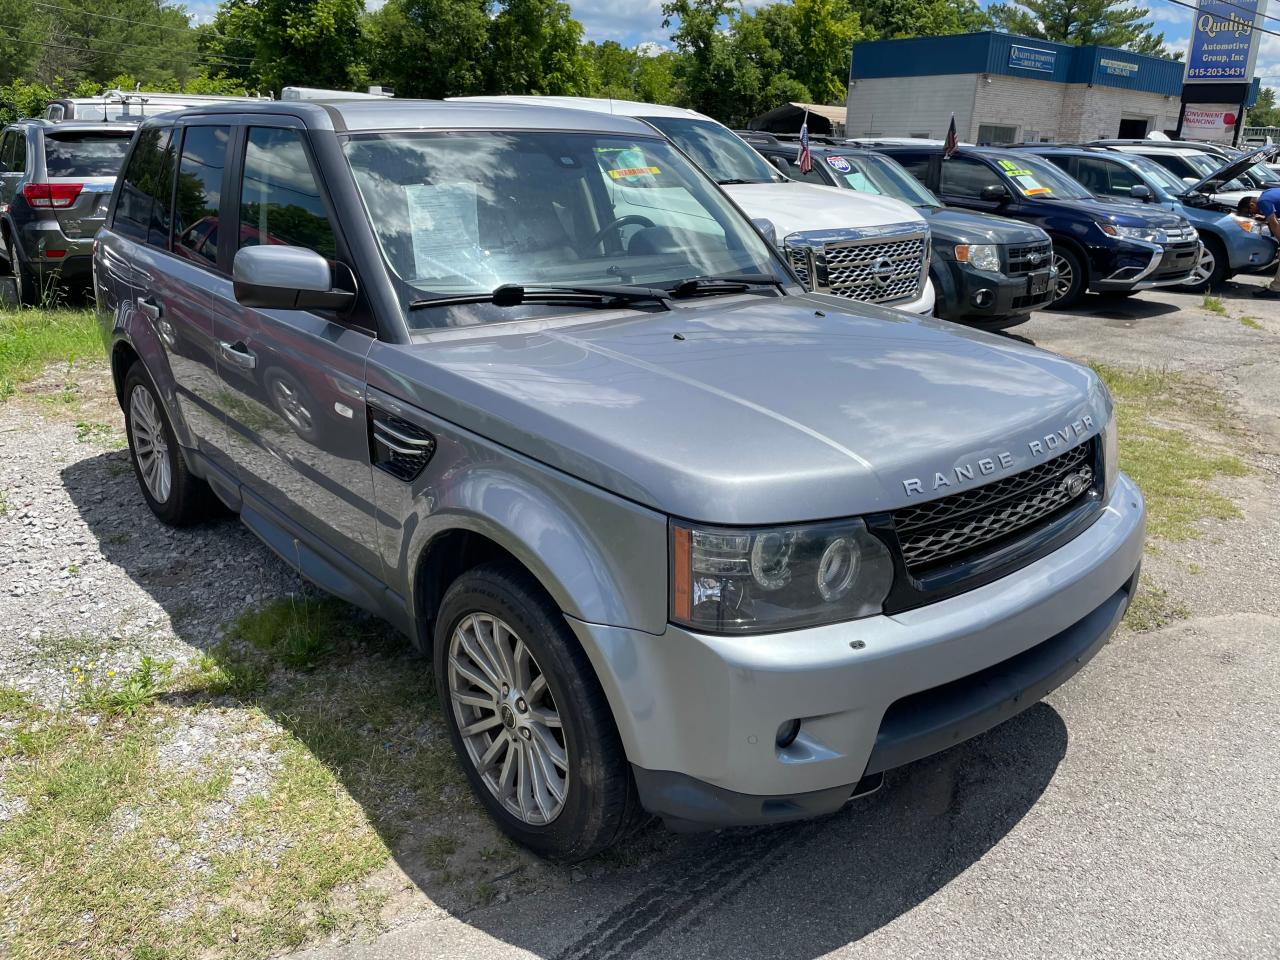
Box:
<box><xmin>751</xmin><ymin>217</ymin><xmax>777</xmax><ymax>246</ymax></box>
<box><xmin>1129</xmin><ymin>184</ymin><xmax>1151</xmax><ymax>200</ymax></box>
<box><xmin>233</xmin><ymin>245</ymin><xmax>355</xmax><ymax>312</ymax></box>
<box><xmin>769</xmin><ymin>155</ymin><xmax>792</xmax><ymax>174</ymax></box>
<box><xmin>980</xmin><ymin>183</ymin><xmax>1008</xmax><ymax>203</ymax></box>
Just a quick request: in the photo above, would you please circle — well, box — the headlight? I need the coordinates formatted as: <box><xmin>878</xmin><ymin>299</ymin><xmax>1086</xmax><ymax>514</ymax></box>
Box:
<box><xmin>1100</xmin><ymin>223</ymin><xmax>1167</xmax><ymax>243</ymax></box>
<box><xmin>1233</xmin><ymin>216</ymin><xmax>1256</xmax><ymax>232</ymax></box>
<box><xmin>953</xmin><ymin>243</ymin><xmax>1000</xmax><ymax>271</ymax></box>
<box><xmin>671</xmin><ymin>518</ymin><xmax>893</xmax><ymax>634</ymax></box>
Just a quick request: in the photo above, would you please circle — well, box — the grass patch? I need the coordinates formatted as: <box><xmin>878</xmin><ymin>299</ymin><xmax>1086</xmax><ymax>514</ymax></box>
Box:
<box><xmin>78</xmin><ymin>656</ymin><xmax>171</xmax><ymax>717</ymax></box>
<box><xmin>1239</xmin><ymin>315</ymin><xmax>1263</xmax><ymax>330</ymax></box>
<box><xmin>74</xmin><ymin>420</ymin><xmax>122</xmax><ymax>446</ymax></box>
<box><xmin>1123</xmin><ymin>584</ymin><xmax>1190</xmax><ymax>632</ymax></box>
<box><xmin>1094</xmin><ymin>364</ymin><xmax>1249</xmax><ymax>541</ymax></box>
<box><xmin>1201</xmin><ymin>293</ymin><xmax>1226</xmax><ymax>315</ymax></box>
<box><xmin>0</xmin><ymin>307</ymin><xmax>100</xmax><ymax>401</ymax></box>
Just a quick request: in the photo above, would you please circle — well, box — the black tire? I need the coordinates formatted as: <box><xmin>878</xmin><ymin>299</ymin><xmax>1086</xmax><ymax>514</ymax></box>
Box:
<box><xmin>1182</xmin><ymin>236</ymin><xmax>1228</xmax><ymax>292</ymax></box>
<box><xmin>4</xmin><ymin>233</ymin><xmax>38</xmax><ymax>307</ymax></box>
<box><xmin>121</xmin><ymin>363</ymin><xmax>218</xmax><ymax>526</ymax></box>
<box><xmin>434</xmin><ymin>562</ymin><xmax>640</xmax><ymax>861</ymax></box>
<box><xmin>1049</xmin><ymin>244</ymin><xmax>1086</xmax><ymax>308</ymax></box>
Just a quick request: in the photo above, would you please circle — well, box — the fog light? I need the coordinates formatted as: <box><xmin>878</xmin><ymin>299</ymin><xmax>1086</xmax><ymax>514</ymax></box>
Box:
<box><xmin>971</xmin><ymin>288</ymin><xmax>994</xmax><ymax>308</ymax></box>
<box><xmin>776</xmin><ymin>718</ymin><xmax>801</xmax><ymax>748</ymax></box>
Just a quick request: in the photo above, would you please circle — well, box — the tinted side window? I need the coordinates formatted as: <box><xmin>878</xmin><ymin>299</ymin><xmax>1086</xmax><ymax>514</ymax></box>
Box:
<box><xmin>1075</xmin><ymin>157</ymin><xmax>1141</xmax><ymax>197</ymax></box>
<box><xmin>891</xmin><ymin>153</ymin><xmax>932</xmax><ymax>186</ymax></box>
<box><xmin>0</xmin><ymin>132</ymin><xmax>13</xmax><ymax>172</ymax></box>
<box><xmin>113</xmin><ymin>127</ymin><xmax>174</xmax><ymax>245</ymax></box>
<box><xmin>239</xmin><ymin>127</ymin><xmax>336</xmax><ymax>258</ymax></box>
<box><xmin>174</xmin><ymin>125</ymin><xmax>231</xmax><ymax>269</ymax></box>
<box><xmin>13</xmin><ymin>132</ymin><xmax>25</xmax><ymax>172</ymax></box>
<box><xmin>940</xmin><ymin>157</ymin><xmax>1003</xmax><ymax>199</ymax></box>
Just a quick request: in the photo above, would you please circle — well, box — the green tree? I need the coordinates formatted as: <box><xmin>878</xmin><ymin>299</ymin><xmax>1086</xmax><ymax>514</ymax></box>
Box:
<box><xmin>1247</xmin><ymin>87</ymin><xmax>1280</xmax><ymax>128</ymax></box>
<box><xmin>986</xmin><ymin>0</ymin><xmax>1178</xmax><ymax>58</ymax></box>
<box><xmin>362</xmin><ymin>0</ymin><xmax>489</xmax><ymax>98</ymax></box>
<box><xmin>205</xmin><ymin>0</ymin><xmax>366</xmax><ymax>94</ymax></box>
<box><xmin>852</xmin><ymin>0</ymin><xmax>988</xmax><ymax>39</ymax></box>
<box><xmin>484</xmin><ymin>0</ymin><xmax>596</xmax><ymax>95</ymax></box>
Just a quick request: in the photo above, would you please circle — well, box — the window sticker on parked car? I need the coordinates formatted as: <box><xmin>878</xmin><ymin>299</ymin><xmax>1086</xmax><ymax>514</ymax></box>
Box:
<box><xmin>405</xmin><ymin>182</ymin><xmax>480</xmax><ymax>278</ymax></box>
<box><xmin>594</xmin><ymin>146</ymin><xmax>670</xmax><ymax>185</ymax></box>
<box><xmin>825</xmin><ymin>156</ymin><xmax>853</xmax><ymax>173</ymax></box>
<box><xmin>997</xmin><ymin>159</ymin><xmax>1053</xmax><ymax>196</ymax></box>
<box><xmin>608</xmin><ymin>165</ymin><xmax>661</xmax><ymax>179</ymax></box>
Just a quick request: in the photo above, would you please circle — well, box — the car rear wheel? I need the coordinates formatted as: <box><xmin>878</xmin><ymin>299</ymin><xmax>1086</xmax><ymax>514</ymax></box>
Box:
<box><xmin>434</xmin><ymin>563</ymin><xmax>641</xmax><ymax>861</ymax></box>
<box><xmin>122</xmin><ymin>364</ymin><xmax>219</xmax><ymax>526</ymax></box>
<box><xmin>1049</xmin><ymin>246</ymin><xmax>1086</xmax><ymax>308</ymax></box>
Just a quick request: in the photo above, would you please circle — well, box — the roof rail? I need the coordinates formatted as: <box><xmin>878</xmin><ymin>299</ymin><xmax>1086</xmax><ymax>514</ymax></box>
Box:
<box><xmin>732</xmin><ymin>129</ymin><xmax>780</xmax><ymax>145</ymax></box>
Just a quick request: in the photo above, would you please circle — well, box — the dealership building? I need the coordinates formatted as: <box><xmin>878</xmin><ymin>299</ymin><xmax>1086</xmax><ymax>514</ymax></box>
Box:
<box><xmin>846</xmin><ymin>32</ymin><xmax>1200</xmax><ymax>144</ymax></box>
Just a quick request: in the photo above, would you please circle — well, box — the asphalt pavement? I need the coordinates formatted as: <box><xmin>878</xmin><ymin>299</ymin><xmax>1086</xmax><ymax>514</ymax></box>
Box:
<box><xmin>294</xmin><ymin>281</ymin><xmax>1280</xmax><ymax>960</ymax></box>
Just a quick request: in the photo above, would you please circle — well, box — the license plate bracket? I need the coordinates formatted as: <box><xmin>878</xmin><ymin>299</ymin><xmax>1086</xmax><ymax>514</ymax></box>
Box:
<box><xmin>1028</xmin><ymin>270</ymin><xmax>1051</xmax><ymax>296</ymax></box>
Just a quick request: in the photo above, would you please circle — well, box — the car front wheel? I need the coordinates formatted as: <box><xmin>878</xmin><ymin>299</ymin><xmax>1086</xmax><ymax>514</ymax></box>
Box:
<box><xmin>434</xmin><ymin>563</ymin><xmax>640</xmax><ymax>861</ymax></box>
<box><xmin>1049</xmin><ymin>246</ymin><xmax>1086</xmax><ymax>308</ymax></box>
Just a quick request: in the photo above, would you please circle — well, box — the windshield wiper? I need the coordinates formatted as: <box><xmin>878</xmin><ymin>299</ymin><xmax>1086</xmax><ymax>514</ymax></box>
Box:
<box><xmin>667</xmin><ymin>274</ymin><xmax>785</xmax><ymax>298</ymax></box>
<box><xmin>409</xmin><ymin>282</ymin><xmax>673</xmax><ymax>311</ymax></box>
<box><xmin>716</xmin><ymin>178</ymin><xmax>771</xmax><ymax>185</ymax></box>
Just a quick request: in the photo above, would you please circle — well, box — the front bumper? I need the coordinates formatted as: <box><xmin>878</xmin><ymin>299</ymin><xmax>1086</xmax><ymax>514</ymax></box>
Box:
<box><xmin>935</xmin><ymin>261</ymin><xmax>1054</xmax><ymax>322</ymax></box>
<box><xmin>569</xmin><ymin>472</ymin><xmax>1146</xmax><ymax>828</ymax></box>
<box><xmin>1092</xmin><ymin>238</ymin><xmax>1201</xmax><ymax>291</ymax></box>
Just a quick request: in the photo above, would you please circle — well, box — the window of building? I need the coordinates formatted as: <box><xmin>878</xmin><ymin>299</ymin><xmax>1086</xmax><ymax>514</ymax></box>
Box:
<box><xmin>976</xmin><ymin>124</ymin><xmax>1018</xmax><ymax>145</ymax></box>
<box><xmin>940</xmin><ymin>157</ymin><xmax>1003</xmax><ymax>199</ymax></box>
<box><xmin>239</xmin><ymin>127</ymin><xmax>337</xmax><ymax>259</ymax></box>
<box><xmin>112</xmin><ymin>127</ymin><xmax>176</xmax><ymax>247</ymax></box>
<box><xmin>174</xmin><ymin>125</ymin><xmax>231</xmax><ymax>269</ymax></box>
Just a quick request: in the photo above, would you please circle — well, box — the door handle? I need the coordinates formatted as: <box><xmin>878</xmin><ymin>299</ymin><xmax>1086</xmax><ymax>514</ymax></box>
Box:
<box><xmin>136</xmin><ymin>296</ymin><xmax>161</xmax><ymax>320</ymax></box>
<box><xmin>219</xmin><ymin>340</ymin><xmax>257</xmax><ymax>370</ymax></box>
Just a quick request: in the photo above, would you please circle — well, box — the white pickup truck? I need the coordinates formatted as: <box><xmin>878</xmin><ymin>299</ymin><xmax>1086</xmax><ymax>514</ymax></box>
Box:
<box><xmin>456</xmin><ymin>96</ymin><xmax>936</xmax><ymax>315</ymax></box>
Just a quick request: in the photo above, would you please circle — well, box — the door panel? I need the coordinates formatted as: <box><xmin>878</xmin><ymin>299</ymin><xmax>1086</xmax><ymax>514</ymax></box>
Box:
<box><xmin>210</xmin><ymin>124</ymin><xmax>381</xmax><ymax>574</ymax></box>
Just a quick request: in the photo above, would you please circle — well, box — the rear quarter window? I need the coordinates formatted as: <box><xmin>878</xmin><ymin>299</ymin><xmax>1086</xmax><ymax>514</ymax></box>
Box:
<box><xmin>44</xmin><ymin>132</ymin><xmax>134</xmax><ymax>178</ymax></box>
<box><xmin>112</xmin><ymin>127</ymin><xmax>176</xmax><ymax>246</ymax></box>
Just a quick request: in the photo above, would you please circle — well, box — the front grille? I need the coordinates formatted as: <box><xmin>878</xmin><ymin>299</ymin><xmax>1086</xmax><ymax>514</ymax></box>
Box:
<box><xmin>1005</xmin><ymin>241</ymin><xmax>1052</xmax><ymax>276</ymax></box>
<box><xmin>786</xmin><ymin>231</ymin><xmax>927</xmax><ymax>305</ymax></box>
<box><xmin>892</xmin><ymin>440</ymin><xmax>1096</xmax><ymax>573</ymax></box>
<box><xmin>1165</xmin><ymin>224</ymin><xmax>1199</xmax><ymax>244</ymax></box>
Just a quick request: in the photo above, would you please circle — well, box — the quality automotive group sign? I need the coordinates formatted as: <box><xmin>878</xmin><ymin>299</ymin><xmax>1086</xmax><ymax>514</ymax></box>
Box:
<box><xmin>1185</xmin><ymin>0</ymin><xmax>1269</xmax><ymax>82</ymax></box>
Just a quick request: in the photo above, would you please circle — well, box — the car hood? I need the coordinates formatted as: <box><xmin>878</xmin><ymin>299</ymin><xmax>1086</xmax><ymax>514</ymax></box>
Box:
<box><xmin>376</xmin><ymin>295</ymin><xmax>1109</xmax><ymax>525</ymax></box>
<box><xmin>920</xmin><ymin>207</ymin><xmax>1047</xmax><ymax>244</ymax></box>
<box><xmin>1035</xmin><ymin>195</ymin><xmax>1186</xmax><ymax>229</ymax></box>
<box><xmin>1180</xmin><ymin>149</ymin><xmax>1268</xmax><ymax>197</ymax></box>
<box><xmin>722</xmin><ymin>182</ymin><xmax>926</xmax><ymax>238</ymax></box>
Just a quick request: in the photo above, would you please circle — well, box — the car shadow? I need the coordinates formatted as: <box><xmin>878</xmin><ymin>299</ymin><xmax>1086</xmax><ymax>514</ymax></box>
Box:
<box><xmin>1047</xmin><ymin>293</ymin><xmax>1181</xmax><ymax>321</ymax></box>
<box><xmin>61</xmin><ymin>448</ymin><xmax>1070</xmax><ymax>960</ymax></box>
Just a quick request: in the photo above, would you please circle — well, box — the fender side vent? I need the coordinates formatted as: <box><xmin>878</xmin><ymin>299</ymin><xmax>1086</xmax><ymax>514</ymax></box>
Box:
<box><xmin>370</xmin><ymin>406</ymin><xmax>436</xmax><ymax>482</ymax></box>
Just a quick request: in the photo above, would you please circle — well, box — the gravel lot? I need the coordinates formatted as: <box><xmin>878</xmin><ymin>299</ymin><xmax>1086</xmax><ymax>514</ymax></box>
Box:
<box><xmin>2</xmin><ymin>277</ymin><xmax>1278</xmax><ymax>959</ymax></box>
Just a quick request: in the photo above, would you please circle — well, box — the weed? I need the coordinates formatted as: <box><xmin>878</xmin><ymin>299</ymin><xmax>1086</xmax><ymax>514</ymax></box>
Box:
<box><xmin>1239</xmin><ymin>315</ymin><xmax>1263</xmax><ymax>330</ymax></box>
<box><xmin>0</xmin><ymin>490</ymin><xmax>8</xmax><ymax>516</ymax></box>
<box><xmin>79</xmin><ymin>656</ymin><xmax>170</xmax><ymax>717</ymax></box>
<box><xmin>74</xmin><ymin>420</ymin><xmax>119</xmax><ymax>445</ymax></box>
<box><xmin>1188</xmin><ymin>562</ymin><xmax>1203</xmax><ymax>574</ymax></box>
<box><xmin>473</xmin><ymin>880</ymin><xmax>499</xmax><ymax>906</ymax></box>
<box><xmin>0</xmin><ymin>307</ymin><xmax>101</xmax><ymax>400</ymax></box>
<box><xmin>1201</xmin><ymin>294</ymin><xmax>1226</xmax><ymax>315</ymax></box>
<box><xmin>1124</xmin><ymin>585</ymin><xmax>1190</xmax><ymax>632</ymax></box>
<box><xmin>1093</xmin><ymin>364</ymin><xmax>1249</xmax><ymax>541</ymax></box>
<box><xmin>423</xmin><ymin>834</ymin><xmax>460</xmax><ymax>870</ymax></box>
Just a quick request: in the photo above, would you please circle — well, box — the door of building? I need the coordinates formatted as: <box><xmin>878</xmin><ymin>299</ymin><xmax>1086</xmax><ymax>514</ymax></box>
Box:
<box><xmin>1118</xmin><ymin>117</ymin><xmax>1150</xmax><ymax>138</ymax></box>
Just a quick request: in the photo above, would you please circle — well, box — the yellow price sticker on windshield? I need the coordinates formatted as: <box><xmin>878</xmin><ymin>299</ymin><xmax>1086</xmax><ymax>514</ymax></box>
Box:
<box><xmin>608</xmin><ymin>166</ymin><xmax>661</xmax><ymax>179</ymax></box>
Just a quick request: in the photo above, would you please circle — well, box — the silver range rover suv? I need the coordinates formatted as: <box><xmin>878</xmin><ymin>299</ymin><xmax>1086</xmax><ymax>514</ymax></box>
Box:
<box><xmin>96</xmin><ymin>100</ymin><xmax>1146</xmax><ymax>861</ymax></box>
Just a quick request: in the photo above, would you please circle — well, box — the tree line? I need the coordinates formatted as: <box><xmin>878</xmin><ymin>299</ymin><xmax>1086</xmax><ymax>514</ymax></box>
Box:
<box><xmin>2</xmin><ymin>0</ymin><xmax>1180</xmax><ymax>129</ymax></box>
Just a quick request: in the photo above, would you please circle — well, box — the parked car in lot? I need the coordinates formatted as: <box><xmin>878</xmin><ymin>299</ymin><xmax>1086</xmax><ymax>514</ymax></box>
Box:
<box><xmin>97</xmin><ymin>99</ymin><xmax>1145</xmax><ymax>860</ymax></box>
<box><xmin>0</xmin><ymin>120</ymin><xmax>135</xmax><ymax>303</ymax></box>
<box><xmin>1099</xmin><ymin>143</ymin><xmax>1273</xmax><ymax>211</ymax></box>
<box><xmin>740</xmin><ymin>132</ymin><xmax>1055</xmax><ymax>328</ymax></box>
<box><xmin>454</xmin><ymin>96</ymin><xmax>936</xmax><ymax>315</ymax></box>
<box><xmin>869</xmin><ymin>143</ymin><xmax>1201</xmax><ymax>306</ymax></box>
<box><xmin>1023</xmin><ymin>145</ymin><xmax>1278</xmax><ymax>290</ymax></box>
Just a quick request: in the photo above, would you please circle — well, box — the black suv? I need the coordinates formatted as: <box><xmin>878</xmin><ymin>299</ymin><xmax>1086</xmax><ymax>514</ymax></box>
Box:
<box><xmin>741</xmin><ymin>133</ymin><xmax>1055</xmax><ymax>328</ymax></box>
<box><xmin>870</xmin><ymin>143</ymin><xmax>1201</xmax><ymax>307</ymax></box>
<box><xmin>0</xmin><ymin>120</ymin><xmax>135</xmax><ymax>303</ymax></box>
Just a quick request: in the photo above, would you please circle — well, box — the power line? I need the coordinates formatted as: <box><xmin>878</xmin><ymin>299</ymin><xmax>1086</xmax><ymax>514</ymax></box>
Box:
<box><xmin>28</xmin><ymin>0</ymin><xmax>233</xmax><ymax>41</ymax></box>
<box><xmin>0</xmin><ymin>27</ymin><xmax>257</xmax><ymax>70</ymax></box>
<box><xmin>1153</xmin><ymin>0</ymin><xmax>1280</xmax><ymax>43</ymax></box>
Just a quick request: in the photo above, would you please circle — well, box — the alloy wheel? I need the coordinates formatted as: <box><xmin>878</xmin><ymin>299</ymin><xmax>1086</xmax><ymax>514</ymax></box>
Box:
<box><xmin>1192</xmin><ymin>244</ymin><xmax>1215</xmax><ymax>286</ymax></box>
<box><xmin>447</xmin><ymin>612</ymin><xmax>569</xmax><ymax>825</ymax></box>
<box><xmin>1051</xmin><ymin>252</ymin><xmax>1073</xmax><ymax>303</ymax></box>
<box><xmin>129</xmin><ymin>384</ymin><xmax>172</xmax><ymax>503</ymax></box>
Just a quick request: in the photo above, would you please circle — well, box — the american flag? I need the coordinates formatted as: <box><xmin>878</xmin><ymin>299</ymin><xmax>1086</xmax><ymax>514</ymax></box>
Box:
<box><xmin>796</xmin><ymin>112</ymin><xmax>812</xmax><ymax>174</ymax></box>
<box><xmin>943</xmin><ymin>114</ymin><xmax>958</xmax><ymax>159</ymax></box>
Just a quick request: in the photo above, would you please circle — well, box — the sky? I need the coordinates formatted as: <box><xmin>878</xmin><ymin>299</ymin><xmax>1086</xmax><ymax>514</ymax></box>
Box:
<box><xmin>179</xmin><ymin>0</ymin><xmax>1280</xmax><ymax>95</ymax></box>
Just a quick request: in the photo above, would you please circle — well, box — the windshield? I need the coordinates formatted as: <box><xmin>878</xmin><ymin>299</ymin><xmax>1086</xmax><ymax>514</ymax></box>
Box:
<box><xmin>44</xmin><ymin>132</ymin><xmax>133</xmax><ymax>177</ymax></box>
<box><xmin>1247</xmin><ymin>161</ymin><xmax>1280</xmax><ymax>185</ymax></box>
<box><xmin>1183</xmin><ymin>152</ymin><xmax>1250</xmax><ymax>190</ymax></box>
<box><xmin>639</xmin><ymin>116</ymin><xmax>777</xmax><ymax>185</ymax></box>
<box><xmin>343</xmin><ymin>131</ymin><xmax>784</xmax><ymax>328</ymax></box>
<box><xmin>992</xmin><ymin>152</ymin><xmax>1094</xmax><ymax>200</ymax></box>
<box><xmin>824</xmin><ymin>153</ymin><xmax>941</xmax><ymax>206</ymax></box>
<box><xmin>1125</xmin><ymin>154</ymin><xmax>1188</xmax><ymax>195</ymax></box>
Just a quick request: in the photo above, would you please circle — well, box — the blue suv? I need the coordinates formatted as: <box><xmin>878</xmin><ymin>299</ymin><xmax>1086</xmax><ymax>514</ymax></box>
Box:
<box><xmin>871</xmin><ymin>144</ymin><xmax>1201</xmax><ymax>307</ymax></box>
<box><xmin>1022</xmin><ymin>145</ymin><xmax>1278</xmax><ymax>291</ymax></box>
